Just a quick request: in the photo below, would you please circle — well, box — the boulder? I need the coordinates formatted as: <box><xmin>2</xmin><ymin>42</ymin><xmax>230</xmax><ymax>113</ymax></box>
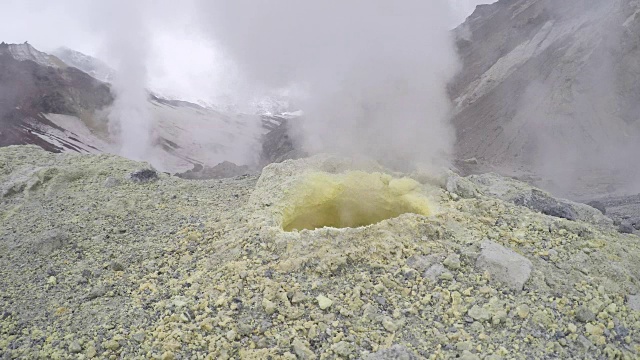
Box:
<box><xmin>476</xmin><ymin>240</ymin><xmax>533</xmax><ymax>291</ymax></box>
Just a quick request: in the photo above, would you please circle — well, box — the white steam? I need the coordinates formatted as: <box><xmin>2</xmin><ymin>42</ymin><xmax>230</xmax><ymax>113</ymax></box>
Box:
<box><xmin>96</xmin><ymin>0</ymin><xmax>153</xmax><ymax>161</ymax></box>
<box><xmin>197</xmin><ymin>1</ymin><xmax>460</xmax><ymax>170</ymax></box>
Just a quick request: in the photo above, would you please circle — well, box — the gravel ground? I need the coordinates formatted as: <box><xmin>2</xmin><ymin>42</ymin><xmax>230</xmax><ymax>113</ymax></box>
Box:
<box><xmin>1</xmin><ymin>146</ymin><xmax>639</xmax><ymax>359</ymax></box>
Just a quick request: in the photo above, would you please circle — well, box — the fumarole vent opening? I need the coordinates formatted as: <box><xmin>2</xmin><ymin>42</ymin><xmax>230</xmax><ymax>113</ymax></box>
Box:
<box><xmin>281</xmin><ymin>171</ymin><xmax>432</xmax><ymax>232</ymax></box>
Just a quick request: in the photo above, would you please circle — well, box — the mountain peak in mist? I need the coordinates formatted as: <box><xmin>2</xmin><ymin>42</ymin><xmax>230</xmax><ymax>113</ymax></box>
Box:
<box><xmin>52</xmin><ymin>47</ymin><xmax>116</xmax><ymax>83</ymax></box>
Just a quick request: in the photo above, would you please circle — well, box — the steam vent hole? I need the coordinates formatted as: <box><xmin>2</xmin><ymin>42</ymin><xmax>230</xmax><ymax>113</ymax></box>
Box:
<box><xmin>282</xmin><ymin>171</ymin><xmax>432</xmax><ymax>231</ymax></box>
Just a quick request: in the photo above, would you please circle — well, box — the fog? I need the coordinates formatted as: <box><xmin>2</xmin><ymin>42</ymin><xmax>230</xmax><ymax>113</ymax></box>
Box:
<box><xmin>2</xmin><ymin>0</ymin><xmax>492</xmax><ymax>172</ymax></box>
<box><xmin>517</xmin><ymin>0</ymin><xmax>640</xmax><ymax>197</ymax></box>
<box><xmin>92</xmin><ymin>0</ymin><xmax>153</xmax><ymax>161</ymax></box>
<box><xmin>197</xmin><ymin>1</ymin><xmax>461</xmax><ymax>171</ymax></box>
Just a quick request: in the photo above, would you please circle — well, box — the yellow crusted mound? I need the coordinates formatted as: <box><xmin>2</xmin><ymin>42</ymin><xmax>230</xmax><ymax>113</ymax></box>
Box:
<box><xmin>281</xmin><ymin>171</ymin><xmax>432</xmax><ymax>231</ymax></box>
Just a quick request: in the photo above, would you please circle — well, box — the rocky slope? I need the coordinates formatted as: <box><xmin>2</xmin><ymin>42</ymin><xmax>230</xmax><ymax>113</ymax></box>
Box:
<box><xmin>450</xmin><ymin>0</ymin><xmax>640</xmax><ymax>194</ymax></box>
<box><xmin>52</xmin><ymin>47</ymin><xmax>116</xmax><ymax>83</ymax></box>
<box><xmin>0</xmin><ymin>43</ymin><xmax>263</xmax><ymax>174</ymax></box>
<box><xmin>1</xmin><ymin>145</ymin><xmax>639</xmax><ymax>359</ymax></box>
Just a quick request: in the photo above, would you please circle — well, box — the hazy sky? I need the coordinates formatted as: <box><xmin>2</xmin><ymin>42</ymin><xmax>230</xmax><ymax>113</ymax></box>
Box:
<box><xmin>1</xmin><ymin>0</ymin><xmax>495</xmax><ymax>103</ymax></box>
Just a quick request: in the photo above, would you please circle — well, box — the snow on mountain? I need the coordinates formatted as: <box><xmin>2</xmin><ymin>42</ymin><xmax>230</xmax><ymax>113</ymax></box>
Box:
<box><xmin>0</xmin><ymin>43</ymin><xmax>263</xmax><ymax>174</ymax></box>
<box><xmin>0</xmin><ymin>42</ymin><xmax>66</xmax><ymax>68</ymax></box>
<box><xmin>52</xmin><ymin>46</ymin><xmax>115</xmax><ymax>83</ymax></box>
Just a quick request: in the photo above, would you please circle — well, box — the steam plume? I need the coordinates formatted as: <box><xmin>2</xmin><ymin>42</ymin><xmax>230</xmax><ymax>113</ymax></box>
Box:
<box><xmin>97</xmin><ymin>0</ymin><xmax>153</xmax><ymax>161</ymax></box>
<box><xmin>197</xmin><ymin>1</ymin><xmax>460</xmax><ymax>171</ymax></box>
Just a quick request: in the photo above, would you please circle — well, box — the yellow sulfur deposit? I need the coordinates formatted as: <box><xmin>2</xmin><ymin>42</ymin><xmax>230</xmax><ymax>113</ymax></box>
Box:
<box><xmin>281</xmin><ymin>171</ymin><xmax>432</xmax><ymax>231</ymax></box>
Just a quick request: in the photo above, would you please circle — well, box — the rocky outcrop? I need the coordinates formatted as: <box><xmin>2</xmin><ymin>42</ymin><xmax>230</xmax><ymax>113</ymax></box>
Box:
<box><xmin>450</xmin><ymin>0</ymin><xmax>640</xmax><ymax>190</ymax></box>
<box><xmin>260</xmin><ymin>115</ymin><xmax>306</xmax><ymax>166</ymax></box>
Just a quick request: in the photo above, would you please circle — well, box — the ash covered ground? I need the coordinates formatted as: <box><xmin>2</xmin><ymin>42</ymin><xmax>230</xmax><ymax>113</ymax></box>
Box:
<box><xmin>1</xmin><ymin>145</ymin><xmax>639</xmax><ymax>359</ymax></box>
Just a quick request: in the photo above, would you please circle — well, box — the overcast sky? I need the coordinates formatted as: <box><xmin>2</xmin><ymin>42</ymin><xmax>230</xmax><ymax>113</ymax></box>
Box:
<box><xmin>1</xmin><ymin>0</ymin><xmax>495</xmax><ymax>103</ymax></box>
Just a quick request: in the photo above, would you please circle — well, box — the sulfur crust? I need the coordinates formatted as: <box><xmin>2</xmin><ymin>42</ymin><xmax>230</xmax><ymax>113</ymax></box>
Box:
<box><xmin>281</xmin><ymin>171</ymin><xmax>431</xmax><ymax>231</ymax></box>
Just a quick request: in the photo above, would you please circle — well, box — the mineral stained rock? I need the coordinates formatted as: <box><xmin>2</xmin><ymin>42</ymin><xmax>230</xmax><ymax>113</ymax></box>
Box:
<box><xmin>1</xmin><ymin>146</ymin><xmax>639</xmax><ymax>359</ymax></box>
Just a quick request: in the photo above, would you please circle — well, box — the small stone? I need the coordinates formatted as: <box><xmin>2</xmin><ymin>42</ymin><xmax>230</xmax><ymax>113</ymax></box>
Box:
<box><xmin>238</xmin><ymin>323</ymin><xmax>253</xmax><ymax>336</ymax></box>
<box><xmin>86</xmin><ymin>346</ymin><xmax>97</xmax><ymax>358</ymax></box>
<box><xmin>577</xmin><ymin>335</ymin><xmax>592</xmax><ymax>350</ymax></box>
<box><xmin>586</xmin><ymin>323</ymin><xmax>604</xmax><ymax>336</ymax></box>
<box><xmin>292</xmin><ymin>338</ymin><xmax>317</xmax><ymax>360</ymax></box>
<box><xmin>468</xmin><ymin>305</ymin><xmax>491</xmax><ymax>322</ymax></box>
<box><xmin>443</xmin><ymin>254</ymin><xmax>461</xmax><ymax>270</ymax></box>
<box><xmin>406</xmin><ymin>254</ymin><xmax>443</xmax><ymax>272</ymax></box>
<box><xmin>627</xmin><ymin>295</ymin><xmax>640</xmax><ymax>311</ymax></box>
<box><xmin>382</xmin><ymin>316</ymin><xmax>399</xmax><ymax>332</ymax></box>
<box><xmin>103</xmin><ymin>177</ymin><xmax>120</xmax><ymax>188</ymax></box>
<box><xmin>226</xmin><ymin>330</ymin><xmax>237</xmax><ymax>341</ymax></box>
<box><xmin>105</xmin><ymin>340</ymin><xmax>120</xmax><ymax>351</ymax></box>
<box><xmin>476</xmin><ymin>240</ymin><xmax>533</xmax><ymax>291</ymax></box>
<box><xmin>110</xmin><ymin>261</ymin><xmax>124</xmax><ymax>272</ymax></box>
<box><xmin>618</xmin><ymin>223</ymin><xmax>634</xmax><ymax>234</ymax></box>
<box><xmin>47</xmin><ymin>276</ymin><xmax>57</xmax><ymax>285</ymax></box>
<box><xmin>132</xmin><ymin>332</ymin><xmax>145</xmax><ymax>342</ymax></box>
<box><xmin>575</xmin><ymin>306</ymin><xmax>595</xmax><ymax>323</ymax></box>
<box><xmin>87</xmin><ymin>286</ymin><xmax>107</xmax><ymax>300</ymax></box>
<box><xmin>69</xmin><ymin>341</ymin><xmax>82</xmax><ymax>353</ymax></box>
<box><xmin>423</xmin><ymin>264</ymin><xmax>446</xmax><ymax>281</ymax></box>
<box><xmin>262</xmin><ymin>298</ymin><xmax>277</xmax><ymax>314</ymax></box>
<box><xmin>317</xmin><ymin>295</ymin><xmax>333</xmax><ymax>310</ymax></box>
<box><xmin>492</xmin><ymin>310</ymin><xmax>508</xmax><ymax>324</ymax></box>
<box><xmin>332</xmin><ymin>341</ymin><xmax>353</xmax><ymax>357</ymax></box>
<box><xmin>291</xmin><ymin>292</ymin><xmax>307</xmax><ymax>304</ymax></box>
<box><xmin>129</xmin><ymin>169</ymin><xmax>159</xmax><ymax>183</ymax></box>
<box><xmin>516</xmin><ymin>304</ymin><xmax>530</xmax><ymax>319</ymax></box>
<box><xmin>439</xmin><ymin>272</ymin><xmax>454</xmax><ymax>281</ymax></box>
<box><xmin>460</xmin><ymin>351</ymin><xmax>480</xmax><ymax>360</ymax></box>
<box><xmin>568</xmin><ymin>323</ymin><xmax>577</xmax><ymax>333</ymax></box>
<box><xmin>161</xmin><ymin>351</ymin><xmax>175</xmax><ymax>360</ymax></box>
<box><xmin>308</xmin><ymin>325</ymin><xmax>318</xmax><ymax>339</ymax></box>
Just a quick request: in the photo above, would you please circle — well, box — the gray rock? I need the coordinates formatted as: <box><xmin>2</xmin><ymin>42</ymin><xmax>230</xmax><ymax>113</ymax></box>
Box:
<box><xmin>577</xmin><ymin>335</ymin><xmax>593</xmax><ymax>351</ymax></box>
<box><xmin>445</xmin><ymin>172</ymin><xmax>478</xmax><ymax>199</ymax></box>
<box><xmin>103</xmin><ymin>177</ymin><xmax>120</xmax><ymax>188</ymax></box>
<box><xmin>86</xmin><ymin>286</ymin><xmax>107</xmax><ymax>300</ymax></box>
<box><xmin>476</xmin><ymin>240</ymin><xmax>533</xmax><ymax>291</ymax></box>
<box><xmin>627</xmin><ymin>295</ymin><xmax>640</xmax><ymax>311</ymax></box>
<box><xmin>110</xmin><ymin>261</ymin><xmax>125</xmax><ymax>272</ymax></box>
<box><xmin>514</xmin><ymin>189</ymin><xmax>577</xmax><ymax>221</ymax></box>
<box><xmin>618</xmin><ymin>223</ymin><xmax>634</xmax><ymax>234</ymax></box>
<box><xmin>423</xmin><ymin>264</ymin><xmax>447</xmax><ymax>282</ymax></box>
<box><xmin>467</xmin><ymin>173</ymin><xmax>611</xmax><ymax>227</ymax></box>
<box><xmin>129</xmin><ymin>169</ymin><xmax>158</xmax><ymax>183</ymax></box>
<box><xmin>575</xmin><ymin>305</ymin><xmax>595</xmax><ymax>323</ymax></box>
<box><xmin>586</xmin><ymin>201</ymin><xmax>606</xmax><ymax>215</ymax></box>
<box><xmin>132</xmin><ymin>332</ymin><xmax>145</xmax><ymax>343</ymax></box>
<box><xmin>443</xmin><ymin>254</ymin><xmax>461</xmax><ymax>270</ymax></box>
<box><xmin>35</xmin><ymin>229</ymin><xmax>69</xmax><ymax>256</ymax></box>
<box><xmin>68</xmin><ymin>341</ymin><xmax>82</xmax><ymax>353</ymax></box>
<box><xmin>406</xmin><ymin>254</ymin><xmax>444</xmax><ymax>272</ymax></box>
<box><xmin>467</xmin><ymin>305</ymin><xmax>491</xmax><ymax>322</ymax></box>
<box><xmin>363</xmin><ymin>345</ymin><xmax>418</xmax><ymax>360</ymax></box>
